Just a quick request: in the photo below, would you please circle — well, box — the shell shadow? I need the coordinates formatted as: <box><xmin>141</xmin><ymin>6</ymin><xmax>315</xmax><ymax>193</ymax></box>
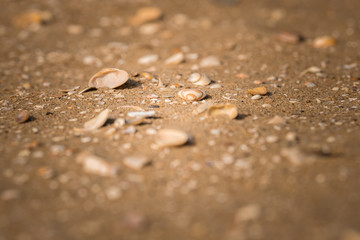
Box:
<box><xmin>116</xmin><ymin>79</ymin><xmax>142</xmax><ymax>90</ymax></box>
<box><xmin>234</xmin><ymin>114</ymin><xmax>248</xmax><ymax>120</ymax></box>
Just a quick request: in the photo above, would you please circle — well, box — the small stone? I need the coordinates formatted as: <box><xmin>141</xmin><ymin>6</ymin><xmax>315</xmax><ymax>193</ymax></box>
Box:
<box><xmin>266</xmin><ymin>135</ymin><xmax>279</xmax><ymax>143</ymax></box>
<box><xmin>221</xmin><ymin>154</ymin><xmax>234</xmax><ymax>165</ymax></box>
<box><xmin>313</xmin><ymin>36</ymin><xmax>336</xmax><ymax>48</ymax></box>
<box><xmin>123</xmin><ymin>156</ymin><xmax>151</xmax><ymax>170</ymax></box>
<box><xmin>200</xmin><ymin>56</ymin><xmax>221</xmax><ymax>68</ymax></box>
<box><xmin>304</xmin><ymin>81</ymin><xmax>316</xmax><ymax>87</ymax></box>
<box><xmin>138</xmin><ymin>54</ymin><xmax>159</xmax><ymax>65</ymax></box>
<box><xmin>76</xmin><ymin>151</ymin><xmax>118</xmax><ymax>177</ymax></box>
<box><xmin>277</xmin><ymin>31</ymin><xmax>303</xmax><ymax>43</ymax></box>
<box><xmin>251</xmin><ymin>94</ymin><xmax>262</xmax><ymax>100</ymax></box>
<box><xmin>248</xmin><ymin>87</ymin><xmax>267</xmax><ymax>95</ymax></box>
<box><xmin>16</xmin><ymin>110</ymin><xmax>30</xmax><ymax>123</ymax></box>
<box><xmin>285</xmin><ymin>132</ymin><xmax>297</xmax><ymax>142</ymax></box>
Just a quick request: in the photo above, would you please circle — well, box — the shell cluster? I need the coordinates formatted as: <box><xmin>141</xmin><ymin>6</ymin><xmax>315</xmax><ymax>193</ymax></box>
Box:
<box><xmin>188</xmin><ymin>73</ymin><xmax>211</xmax><ymax>86</ymax></box>
<box><xmin>178</xmin><ymin>89</ymin><xmax>206</xmax><ymax>101</ymax></box>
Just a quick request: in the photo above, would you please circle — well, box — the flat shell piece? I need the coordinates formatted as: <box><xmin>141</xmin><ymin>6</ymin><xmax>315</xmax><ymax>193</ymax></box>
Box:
<box><xmin>188</xmin><ymin>73</ymin><xmax>211</xmax><ymax>86</ymax></box>
<box><xmin>155</xmin><ymin>129</ymin><xmax>189</xmax><ymax>148</ymax></box>
<box><xmin>123</xmin><ymin>156</ymin><xmax>151</xmax><ymax>170</ymax></box>
<box><xmin>207</xmin><ymin>103</ymin><xmax>238</xmax><ymax>119</ymax></box>
<box><xmin>248</xmin><ymin>87</ymin><xmax>267</xmax><ymax>95</ymax></box>
<box><xmin>83</xmin><ymin>109</ymin><xmax>110</xmax><ymax>130</ymax></box>
<box><xmin>88</xmin><ymin>68</ymin><xmax>129</xmax><ymax>89</ymax></box>
<box><xmin>76</xmin><ymin>151</ymin><xmax>118</xmax><ymax>177</ymax></box>
<box><xmin>178</xmin><ymin>89</ymin><xmax>206</xmax><ymax>101</ymax></box>
<box><xmin>127</xmin><ymin>111</ymin><xmax>155</xmax><ymax>118</ymax></box>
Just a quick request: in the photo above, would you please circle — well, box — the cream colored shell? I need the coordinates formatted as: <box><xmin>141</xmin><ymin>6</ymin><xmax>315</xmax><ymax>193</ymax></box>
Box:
<box><xmin>83</xmin><ymin>109</ymin><xmax>110</xmax><ymax>130</ymax></box>
<box><xmin>88</xmin><ymin>68</ymin><xmax>129</xmax><ymax>89</ymax></box>
<box><xmin>207</xmin><ymin>103</ymin><xmax>238</xmax><ymax>119</ymax></box>
<box><xmin>155</xmin><ymin>129</ymin><xmax>189</xmax><ymax>148</ymax></box>
<box><xmin>188</xmin><ymin>73</ymin><xmax>211</xmax><ymax>86</ymax></box>
<box><xmin>178</xmin><ymin>89</ymin><xmax>206</xmax><ymax>101</ymax></box>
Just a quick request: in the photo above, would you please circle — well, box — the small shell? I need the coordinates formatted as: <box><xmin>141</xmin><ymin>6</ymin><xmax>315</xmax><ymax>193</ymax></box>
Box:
<box><xmin>88</xmin><ymin>68</ymin><xmax>129</xmax><ymax>89</ymax></box>
<box><xmin>200</xmin><ymin>56</ymin><xmax>221</xmax><ymax>68</ymax></box>
<box><xmin>207</xmin><ymin>103</ymin><xmax>238</xmax><ymax>119</ymax></box>
<box><xmin>313</xmin><ymin>36</ymin><xmax>336</xmax><ymax>48</ymax></box>
<box><xmin>178</xmin><ymin>89</ymin><xmax>206</xmax><ymax>101</ymax></box>
<box><xmin>155</xmin><ymin>129</ymin><xmax>189</xmax><ymax>148</ymax></box>
<box><xmin>138</xmin><ymin>54</ymin><xmax>159</xmax><ymax>65</ymax></box>
<box><xmin>248</xmin><ymin>87</ymin><xmax>267</xmax><ymax>95</ymax></box>
<box><xmin>83</xmin><ymin>109</ymin><xmax>110</xmax><ymax>130</ymax></box>
<box><xmin>277</xmin><ymin>31</ymin><xmax>303</xmax><ymax>44</ymax></box>
<box><xmin>165</xmin><ymin>52</ymin><xmax>185</xmax><ymax>65</ymax></box>
<box><xmin>188</xmin><ymin>73</ymin><xmax>211</xmax><ymax>86</ymax></box>
<box><xmin>16</xmin><ymin>110</ymin><xmax>30</xmax><ymax>123</ymax></box>
<box><xmin>129</xmin><ymin>7</ymin><xmax>163</xmax><ymax>26</ymax></box>
<box><xmin>140</xmin><ymin>72</ymin><xmax>155</xmax><ymax>80</ymax></box>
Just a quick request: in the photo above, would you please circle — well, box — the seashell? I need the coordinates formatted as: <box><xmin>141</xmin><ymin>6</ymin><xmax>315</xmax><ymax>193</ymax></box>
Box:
<box><xmin>248</xmin><ymin>87</ymin><xmax>267</xmax><ymax>95</ymax></box>
<box><xmin>13</xmin><ymin>10</ymin><xmax>53</xmax><ymax>29</ymax></box>
<box><xmin>178</xmin><ymin>89</ymin><xmax>206</xmax><ymax>101</ymax></box>
<box><xmin>140</xmin><ymin>72</ymin><xmax>155</xmax><ymax>80</ymax></box>
<box><xmin>313</xmin><ymin>36</ymin><xmax>336</xmax><ymax>48</ymax></box>
<box><xmin>200</xmin><ymin>56</ymin><xmax>221</xmax><ymax>68</ymax></box>
<box><xmin>129</xmin><ymin>7</ymin><xmax>163</xmax><ymax>26</ymax></box>
<box><xmin>251</xmin><ymin>94</ymin><xmax>262</xmax><ymax>100</ymax></box>
<box><xmin>123</xmin><ymin>155</ymin><xmax>151</xmax><ymax>170</ymax></box>
<box><xmin>138</xmin><ymin>54</ymin><xmax>159</xmax><ymax>65</ymax></box>
<box><xmin>88</xmin><ymin>68</ymin><xmax>129</xmax><ymax>89</ymax></box>
<box><xmin>164</xmin><ymin>52</ymin><xmax>185</xmax><ymax>65</ymax></box>
<box><xmin>76</xmin><ymin>151</ymin><xmax>118</xmax><ymax>177</ymax></box>
<box><xmin>236</xmin><ymin>73</ymin><xmax>249</xmax><ymax>79</ymax></box>
<box><xmin>188</xmin><ymin>73</ymin><xmax>211</xmax><ymax>86</ymax></box>
<box><xmin>154</xmin><ymin>129</ymin><xmax>189</xmax><ymax>149</ymax></box>
<box><xmin>16</xmin><ymin>110</ymin><xmax>30</xmax><ymax>123</ymax></box>
<box><xmin>207</xmin><ymin>103</ymin><xmax>238</xmax><ymax>119</ymax></box>
<box><xmin>82</xmin><ymin>109</ymin><xmax>110</xmax><ymax>131</ymax></box>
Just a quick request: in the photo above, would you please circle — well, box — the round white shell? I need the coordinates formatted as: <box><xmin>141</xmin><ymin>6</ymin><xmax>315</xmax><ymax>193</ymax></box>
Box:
<box><xmin>178</xmin><ymin>89</ymin><xmax>206</xmax><ymax>101</ymax></box>
<box><xmin>88</xmin><ymin>68</ymin><xmax>129</xmax><ymax>89</ymax></box>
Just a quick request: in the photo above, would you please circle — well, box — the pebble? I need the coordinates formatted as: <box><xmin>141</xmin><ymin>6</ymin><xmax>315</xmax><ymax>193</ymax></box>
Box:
<box><xmin>266</xmin><ymin>135</ymin><xmax>279</xmax><ymax>143</ymax></box>
<box><xmin>304</xmin><ymin>81</ymin><xmax>316</xmax><ymax>87</ymax></box>
<box><xmin>313</xmin><ymin>36</ymin><xmax>336</xmax><ymax>48</ymax></box>
<box><xmin>123</xmin><ymin>156</ymin><xmax>151</xmax><ymax>170</ymax></box>
<box><xmin>285</xmin><ymin>132</ymin><xmax>297</xmax><ymax>142</ymax></box>
<box><xmin>251</xmin><ymin>94</ymin><xmax>262</xmax><ymax>100</ymax></box>
<box><xmin>138</xmin><ymin>54</ymin><xmax>159</xmax><ymax>65</ymax></box>
<box><xmin>200</xmin><ymin>56</ymin><xmax>221</xmax><ymax>68</ymax></box>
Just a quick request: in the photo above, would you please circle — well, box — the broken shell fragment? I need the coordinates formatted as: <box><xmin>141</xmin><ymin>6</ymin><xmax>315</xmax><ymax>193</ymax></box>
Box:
<box><xmin>76</xmin><ymin>151</ymin><xmax>118</xmax><ymax>177</ymax></box>
<box><xmin>16</xmin><ymin>110</ymin><xmax>30</xmax><ymax>123</ymax></box>
<box><xmin>188</xmin><ymin>73</ymin><xmax>211</xmax><ymax>86</ymax></box>
<box><xmin>123</xmin><ymin>156</ymin><xmax>151</xmax><ymax>170</ymax></box>
<box><xmin>83</xmin><ymin>109</ymin><xmax>110</xmax><ymax>131</ymax></box>
<box><xmin>164</xmin><ymin>52</ymin><xmax>185</xmax><ymax>65</ymax></box>
<box><xmin>178</xmin><ymin>89</ymin><xmax>206</xmax><ymax>101</ymax></box>
<box><xmin>88</xmin><ymin>68</ymin><xmax>129</xmax><ymax>89</ymax></box>
<box><xmin>313</xmin><ymin>36</ymin><xmax>336</xmax><ymax>48</ymax></box>
<box><xmin>248</xmin><ymin>87</ymin><xmax>267</xmax><ymax>95</ymax></box>
<box><xmin>155</xmin><ymin>129</ymin><xmax>189</xmax><ymax>149</ymax></box>
<box><xmin>207</xmin><ymin>103</ymin><xmax>238</xmax><ymax>119</ymax></box>
<box><xmin>127</xmin><ymin>111</ymin><xmax>155</xmax><ymax>118</ymax></box>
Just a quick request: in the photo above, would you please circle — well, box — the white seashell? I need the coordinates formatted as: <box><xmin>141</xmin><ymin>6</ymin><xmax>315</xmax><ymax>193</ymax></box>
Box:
<box><xmin>83</xmin><ymin>109</ymin><xmax>110</xmax><ymax>131</ymax></box>
<box><xmin>210</xmin><ymin>83</ymin><xmax>222</xmax><ymax>89</ymax></box>
<box><xmin>188</xmin><ymin>73</ymin><xmax>211</xmax><ymax>86</ymax></box>
<box><xmin>76</xmin><ymin>151</ymin><xmax>118</xmax><ymax>177</ymax></box>
<box><xmin>123</xmin><ymin>155</ymin><xmax>151</xmax><ymax>170</ymax></box>
<box><xmin>178</xmin><ymin>89</ymin><xmax>206</xmax><ymax>101</ymax></box>
<box><xmin>200</xmin><ymin>56</ymin><xmax>221</xmax><ymax>68</ymax></box>
<box><xmin>155</xmin><ymin>129</ymin><xmax>189</xmax><ymax>149</ymax></box>
<box><xmin>164</xmin><ymin>52</ymin><xmax>185</xmax><ymax>65</ymax></box>
<box><xmin>127</xmin><ymin>111</ymin><xmax>155</xmax><ymax>118</ymax></box>
<box><xmin>88</xmin><ymin>68</ymin><xmax>129</xmax><ymax>89</ymax></box>
<box><xmin>138</xmin><ymin>54</ymin><xmax>159</xmax><ymax>65</ymax></box>
<box><xmin>207</xmin><ymin>103</ymin><xmax>238</xmax><ymax>119</ymax></box>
